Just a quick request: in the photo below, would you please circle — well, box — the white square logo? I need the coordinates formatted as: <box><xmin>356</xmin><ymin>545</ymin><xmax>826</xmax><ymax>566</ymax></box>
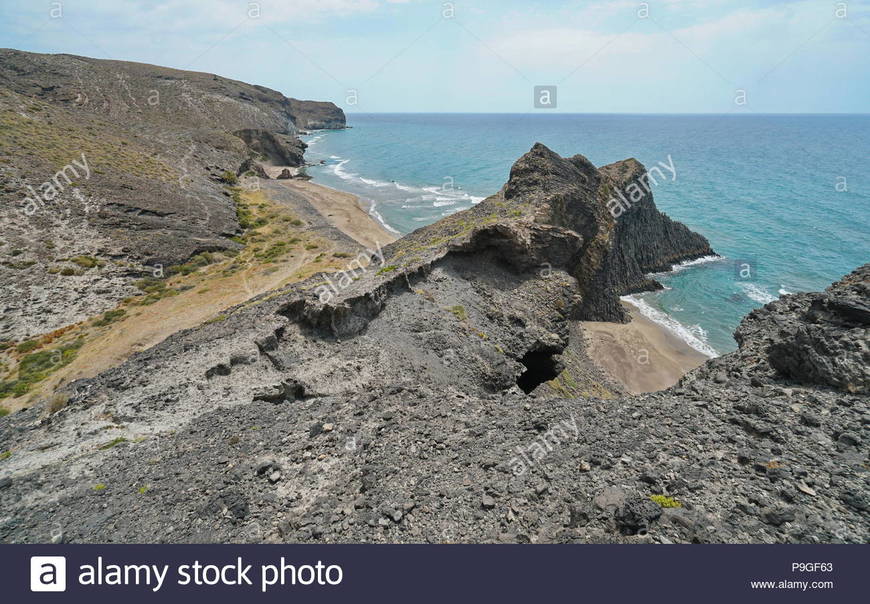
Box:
<box><xmin>30</xmin><ymin>556</ymin><xmax>67</xmax><ymax>592</ymax></box>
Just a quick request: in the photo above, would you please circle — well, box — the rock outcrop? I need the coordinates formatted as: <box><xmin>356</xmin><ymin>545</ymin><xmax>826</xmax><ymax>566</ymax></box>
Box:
<box><xmin>285</xmin><ymin>98</ymin><xmax>346</xmax><ymax>130</ymax></box>
<box><xmin>502</xmin><ymin>143</ymin><xmax>714</xmax><ymax>321</ymax></box>
<box><xmin>233</xmin><ymin>129</ymin><xmax>306</xmax><ymax>167</ymax></box>
<box><xmin>727</xmin><ymin>264</ymin><xmax>869</xmax><ymax>393</ymax></box>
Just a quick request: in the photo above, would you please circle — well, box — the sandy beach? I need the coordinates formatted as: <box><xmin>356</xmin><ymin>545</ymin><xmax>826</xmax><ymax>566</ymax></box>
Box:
<box><xmin>274</xmin><ymin>178</ymin><xmax>398</xmax><ymax>250</ymax></box>
<box><xmin>582</xmin><ymin>301</ymin><xmax>710</xmax><ymax>394</ymax></box>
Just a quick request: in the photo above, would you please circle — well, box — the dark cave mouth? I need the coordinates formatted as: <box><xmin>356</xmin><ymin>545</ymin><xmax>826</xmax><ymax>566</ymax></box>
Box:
<box><xmin>516</xmin><ymin>349</ymin><xmax>562</xmax><ymax>394</ymax></box>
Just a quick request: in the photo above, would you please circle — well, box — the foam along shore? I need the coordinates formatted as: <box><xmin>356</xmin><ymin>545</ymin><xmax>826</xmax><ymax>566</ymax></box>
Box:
<box><xmin>272</xmin><ymin>176</ymin><xmax>398</xmax><ymax>250</ymax></box>
<box><xmin>582</xmin><ymin>301</ymin><xmax>710</xmax><ymax>394</ymax></box>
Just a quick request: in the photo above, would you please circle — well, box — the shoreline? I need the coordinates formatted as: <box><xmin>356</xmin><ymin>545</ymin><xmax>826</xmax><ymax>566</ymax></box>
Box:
<box><xmin>272</xmin><ymin>176</ymin><xmax>398</xmax><ymax>250</ymax></box>
<box><xmin>581</xmin><ymin>301</ymin><xmax>710</xmax><ymax>394</ymax></box>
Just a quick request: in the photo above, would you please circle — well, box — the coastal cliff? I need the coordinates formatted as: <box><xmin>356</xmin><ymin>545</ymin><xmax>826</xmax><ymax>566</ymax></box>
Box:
<box><xmin>1</xmin><ymin>130</ymin><xmax>866</xmax><ymax>544</ymax></box>
<box><xmin>0</xmin><ymin>49</ymin><xmax>344</xmax><ymax>342</ymax></box>
<box><xmin>0</xmin><ymin>49</ymin><xmax>345</xmax><ymax>133</ymax></box>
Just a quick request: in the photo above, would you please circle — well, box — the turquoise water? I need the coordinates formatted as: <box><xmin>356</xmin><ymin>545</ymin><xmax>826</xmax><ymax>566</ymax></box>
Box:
<box><xmin>301</xmin><ymin>114</ymin><xmax>870</xmax><ymax>355</ymax></box>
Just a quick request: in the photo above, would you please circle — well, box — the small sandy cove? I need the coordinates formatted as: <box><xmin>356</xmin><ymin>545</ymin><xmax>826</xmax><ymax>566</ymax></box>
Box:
<box><xmin>275</xmin><ymin>178</ymin><xmax>397</xmax><ymax>250</ymax></box>
<box><xmin>582</xmin><ymin>301</ymin><xmax>709</xmax><ymax>394</ymax></box>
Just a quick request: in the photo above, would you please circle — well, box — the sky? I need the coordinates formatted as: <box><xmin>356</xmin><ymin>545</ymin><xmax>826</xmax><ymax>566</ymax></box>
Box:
<box><xmin>1</xmin><ymin>0</ymin><xmax>869</xmax><ymax>113</ymax></box>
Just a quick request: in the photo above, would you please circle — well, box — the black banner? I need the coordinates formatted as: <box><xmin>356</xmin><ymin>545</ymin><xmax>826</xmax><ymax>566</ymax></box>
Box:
<box><xmin>2</xmin><ymin>544</ymin><xmax>862</xmax><ymax>603</ymax></box>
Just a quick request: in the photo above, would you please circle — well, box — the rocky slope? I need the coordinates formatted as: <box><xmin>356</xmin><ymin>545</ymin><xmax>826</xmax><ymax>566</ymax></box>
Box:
<box><xmin>0</xmin><ymin>139</ymin><xmax>865</xmax><ymax>544</ymax></box>
<box><xmin>0</xmin><ymin>49</ymin><xmax>344</xmax><ymax>344</ymax></box>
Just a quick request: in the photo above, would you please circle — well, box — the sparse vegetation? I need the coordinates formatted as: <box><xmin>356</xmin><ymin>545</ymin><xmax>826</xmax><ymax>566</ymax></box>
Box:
<box><xmin>0</xmin><ymin>450</ymin><xmax>11</xmax><ymax>461</ymax></box>
<box><xmin>93</xmin><ymin>483</ymin><xmax>107</xmax><ymax>491</ymax></box>
<box><xmin>449</xmin><ymin>305</ymin><xmax>468</xmax><ymax>321</ymax></box>
<box><xmin>69</xmin><ymin>255</ymin><xmax>101</xmax><ymax>269</ymax></box>
<box><xmin>377</xmin><ymin>265</ymin><xmax>398</xmax><ymax>275</ymax></box>
<box><xmin>168</xmin><ymin>252</ymin><xmax>220</xmax><ymax>276</ymax></box>
<box><xmin>16</xmin><ymin>340</ymin><xmax>39</xmax><ymax>353</ymax></box>
<box><xmin>92</xmin><ymin>309</ymin><xmax>126</xmax><ymax>326</ymax></box>
<box><xmin>650</xmin><ymin>494</ymin><xmax>682</xmax><ymax>508</ymax></box>
<box><xmin>99</xmin><ymin>437</ymin><xmax>127</xmax><ymax>450</ymax></box>
<box><xmin>0</xmin><ymin>108</ymin><xmax>175</xmax><ymax>180</ymax></box>
<box><xmin>220</xmin><ymin>170</ymin><xmax>238</xmax><ymax>185</ymax></box>
<box><xmin>0</xmin><ymin>339</ymin><xmax>84</xmax><ymax>399</ymax></box>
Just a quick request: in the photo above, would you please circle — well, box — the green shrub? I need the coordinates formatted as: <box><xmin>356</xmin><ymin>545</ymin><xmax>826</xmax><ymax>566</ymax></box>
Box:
<box><xmin>134</xmin><ymin>278</ymin><xmax>166</xmax><ymax>293</ymax></box>
<box><xmin>650</xmin><ymin>494</ymin><xmax>682</xmax><ymax>508</ymax></box>
<box><xmin>0</xmin><ymin>450</ymin><xmax>10</xmax><ymax>461</ymax></box>
<box><xmin>449</xmin><ymin>305</ymin><xmax>468</xmax><ymax>321</ymax></box>
<box><xmin>0</xmin><ymin>339</ymin><xmax>84</xmax><ymax>399</ymax></box>
<box><xmin>99</xmin><ymin>437</ymin><xmax>127</xmax><ymax>450</ymax></box>
<box><xmin>93</xmin><ymin>309</ymin><xmax>126</xmax><ymax>326</ymax></box>
<box><xmin>220</xmin><ymin>171</ymin><xmax>238</xmax><ymax>185</ymax></box>
<box><xmin>16</xmin><ymin>340</ymin><xmax>39</xmax><ymax>353</ymax></box>
<box><xmin>376</xmin><ymin>265</ymin><xmax>398</xmax><ymax>275</ymax></box>
<box><xmin>168</xmin><ymin>252</ymin><xmax>219</xmax><ymax>276</ymax></box>
<box><xmin>69</xmin><ymin>255</ymin><xmax>100</xmax><ymax>269</ymax></box>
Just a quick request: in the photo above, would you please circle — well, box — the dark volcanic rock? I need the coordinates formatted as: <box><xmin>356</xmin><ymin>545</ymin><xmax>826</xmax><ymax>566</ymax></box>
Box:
<box><xmin>727</xmin><ymin>264</ymin><xmax>870</xmax><ymax>393</ymax></box>
<box><xmin>503</xmin><ymin>143</ymin><xmax>714</xmax><ymax>321</ymax></box>
<box><xmin>237</xmin><ymin>158</ymin><xmax>269</xmax><ymax>179</ymax></box>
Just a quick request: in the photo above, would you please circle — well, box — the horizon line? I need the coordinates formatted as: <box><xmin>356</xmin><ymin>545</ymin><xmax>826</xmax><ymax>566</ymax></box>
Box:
<box><xmin>342</xmin><ymin>111</ymin><xmax>870</xmax><ymax>116</ymax></box>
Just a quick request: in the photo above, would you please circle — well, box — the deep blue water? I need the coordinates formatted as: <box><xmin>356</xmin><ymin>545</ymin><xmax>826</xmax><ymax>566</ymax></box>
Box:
<box><xmin>302</xmin><ymin>113</ymin><xmax>870</xmax><ymax>355</ymax></box>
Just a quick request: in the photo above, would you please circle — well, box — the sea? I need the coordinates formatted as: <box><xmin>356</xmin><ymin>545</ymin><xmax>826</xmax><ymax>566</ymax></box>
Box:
<box><xmin>300</xmin><ymin>113</ymin><xmax>870</xmax><ymax>356</ymax></box>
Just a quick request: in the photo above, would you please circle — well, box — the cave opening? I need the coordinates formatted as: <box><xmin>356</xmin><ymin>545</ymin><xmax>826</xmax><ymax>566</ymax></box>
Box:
<box><xmin>516</xmin><ymin>349</ymin><xmax>561</xmax><ymax>394</ymax></box>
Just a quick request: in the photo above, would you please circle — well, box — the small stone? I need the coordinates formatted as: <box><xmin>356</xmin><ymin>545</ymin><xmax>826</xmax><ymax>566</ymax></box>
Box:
<box><xmin>578</xmin><ymin>461</ymin><xmax>591</xmax><ymax>472</ymax></box>
<box><xmin>255</xmin><ymin>460</ymin><xmax>278</xmax><ymax>475</ymax></box>
<box><xmin>762</xmin><ymin>505</ymin><xmax>795</xmax><ymax>526</ymax></box>
<box><xmin>800</xmin><ymin>411</ymin><xmax>821</xmax><ymax>427</ymax></box>
<box><xmin>594</xmin><ymin>486</ymin><xmax>626</xmax><ymax>511</ymax></box>
<box><xmin>481</xmin><ymin>495</ymin><xmax>496</xmax><ymax>509</ymax></box>
<box><xmin>268</xmin><ymin>471</ymin><xmax>282</xmax><ymax>484</ymax></box>
<box><xmin>837</xmin><ymin>432</ymin><xmax>859</xmax><ymax>447</ymax></box>
<box><xmin>714</xmin><ymin>372</ymin><xmax>728</xmax><ymax>384</ymax></box>
<box><xmin>796</xmin><ymin>483</ymin><xmax>816</xmax><ymax>497</ymax></box>
<box><xmin>322</xmin><ymin>423</ymin><xmax>335</xmax><ymax>432</ymax></box>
